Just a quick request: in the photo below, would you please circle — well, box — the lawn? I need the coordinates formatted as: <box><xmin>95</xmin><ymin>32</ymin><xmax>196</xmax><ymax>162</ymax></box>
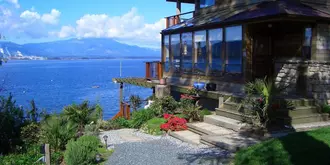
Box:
<box><xmin>234</xmin><ymin>126</ymin><xmax>330</xmax><ymax>165</ymax></box>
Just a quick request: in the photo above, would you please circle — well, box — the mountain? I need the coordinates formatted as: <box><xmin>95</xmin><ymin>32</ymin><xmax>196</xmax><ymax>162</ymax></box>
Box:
<box><xmin>0</xmin><ymin>38</ymin><xmax>160</xmax><ymax>59</ymax></box>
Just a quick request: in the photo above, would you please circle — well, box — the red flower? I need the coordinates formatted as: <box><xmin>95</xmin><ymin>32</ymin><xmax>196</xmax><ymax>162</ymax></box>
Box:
<box><xmin>164</xmin><ymin>113</ymin><xmax>173</xmax><ymax>120</ymax></box>
<box><xmin>160</xmin><ymin>115</ymin><xmax>188</xmax><ymax>132</ymax></box>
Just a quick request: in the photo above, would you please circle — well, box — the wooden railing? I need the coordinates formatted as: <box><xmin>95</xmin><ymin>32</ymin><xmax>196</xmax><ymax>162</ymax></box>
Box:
<box><xmin>165</xmin><ymin>11</ymin><xmax>194</xmax><ymax>28</ymax></box>
<box><xmin>112</xmin><ymin>102</ymin><xmax>130</xmax><ymax>120</ymax></box>
<box><xmin>146</xmin><ymin>61</ymin><xmax>163</xmax><ymax>80</ymax></box>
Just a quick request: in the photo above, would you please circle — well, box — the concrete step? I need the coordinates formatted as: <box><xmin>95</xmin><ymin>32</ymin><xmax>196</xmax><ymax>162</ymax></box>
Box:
<box><xmin>215</xmin><ymin>108</ymin><xmax>252</xmax><ymax>122</ymax></box>
<box><xmin>169</xmin><ymin>130</ymin><xmax>201</xmax><ymax>145</ymax></box>
<box><xmin>204</xmin><ymin>115</ymin><xmax>246</xmax><ymax>131</ymax></box>
<box><xmin>201</xmin><ymin>133</ymin><xmax>259</xmax><ymax>152</ymax></box>
<box><xmin>280</xmin><ymin>98</ymin><xmax>315</xmax><ymax>107</ymax></box>
<box><xmin>276</xmin><ymin>113</ymin><xmax>329</xmax><ymax>125</ymax></box>
<box><xmin>222</xmin><ymin>102</ymin><xmax>240</xmax><ymax>111</ymax></box>
<box><xmin>274</xmin><ymin>106</ymin><xmax>320</xmax><ymax>117</ymax></box>
<box><xmin>187</xmin><ymin>122</ymin><xmax>235</xmax><ymax>136</ymax></box>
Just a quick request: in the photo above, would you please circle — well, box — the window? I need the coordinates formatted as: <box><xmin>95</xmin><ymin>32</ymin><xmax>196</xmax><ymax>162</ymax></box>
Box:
<box><xmin>164</xmin><ymin>35</ymin><xmax>170</xmax><ymax>72</ymax></box>
<box><xmin>225</xmin><ymin>26</ymin><xmax>242</xmax><ymax>73</ymax></box>
<box><xmin>182</xmin><ymin>33</ymin><xmax>193</xmax><ymax>73</ymax></box>
<box><xmin>200</xmin><ymin>0</ymin><xmax>215</xmax><ymax>8</ymax></box>
<box><xmin>194</xmin><ymin>30</ymin><xmax>207</xmax><ymax>74</ymax></box>
<box><xmin>171</xmin><ymin>34</ymin><xmax>181</xmax><ymax>72</ymax></box>
<box><xmin>303</xmin><ymin>27</ymin><xmax>312</xmax><ymax>59</ymax></box>
<box><xmin>209</xmin><ymin>28</ymin><xmax>223</xmax><ymax>73</ymax></box>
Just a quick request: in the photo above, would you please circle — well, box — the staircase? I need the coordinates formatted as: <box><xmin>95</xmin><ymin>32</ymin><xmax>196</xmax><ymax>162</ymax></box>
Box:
<box><xmin>170</xmin><ymin>96</ymin><xmax>330</xmax><ymax>151</ymax></box>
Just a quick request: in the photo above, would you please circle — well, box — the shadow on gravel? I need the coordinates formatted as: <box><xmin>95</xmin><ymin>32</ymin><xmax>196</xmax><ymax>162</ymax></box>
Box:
<box><xmin>177</xmin><ymin>148</ymin><xmax>232</xmax><ymax>165</ymax></box>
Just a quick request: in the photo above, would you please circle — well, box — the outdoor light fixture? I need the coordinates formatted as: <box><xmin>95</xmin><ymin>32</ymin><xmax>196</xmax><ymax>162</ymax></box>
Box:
<box><xmin>95</xmin><ymin>153</ymin><xmax>101</xmax><ymax>164</ymax></box>
<box><xmin>103</xmin><ymin>135</ymin><xmax>108</xmax><ymax>149</ymax></box>
<box><xmin>268</xmin><ymin>24</ymin><xmax>272</xmax><ymax>28</ymax></box>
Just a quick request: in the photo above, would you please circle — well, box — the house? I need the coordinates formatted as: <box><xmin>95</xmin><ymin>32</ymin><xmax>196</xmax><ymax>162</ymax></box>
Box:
<box><xmin>113</xmin><ymin>0</ymin><xmax>330</xmax><ymax>147</ymax></box>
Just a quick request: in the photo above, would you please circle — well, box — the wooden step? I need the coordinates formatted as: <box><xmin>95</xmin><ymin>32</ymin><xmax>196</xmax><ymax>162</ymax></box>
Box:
<box><xmin>201</xmin><ymin>133</ymin><xmax>259</xmax><ymax>152</ymax></box>
<box><xmin>169</xmin><ymin>130</ymin><xmax>201</xmax><ymax>145</ymax></box>
<box><xmin>204</xmin><ymin>115</ymin><xmax>246</xmax><ymax>131</ymax></box>
<box><xmin>187</xmin><ymin>122</ymin><xmax>235</xmax><ymax>136</ymax></box>
<box><xmin>222</xmin><ymin>102</ymin><xmax>240</xmax><ymax>111</ymax></box>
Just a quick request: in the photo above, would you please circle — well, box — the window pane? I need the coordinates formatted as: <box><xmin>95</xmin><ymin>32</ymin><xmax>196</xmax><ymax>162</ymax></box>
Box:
<box><xmin>225</xmin><ymin>26</ymin><xmax>242</xmax><ymax>73</ymax></box>
<box><xmin>164</xmin><ymin>35</ymin><xmax>170</xmax><ymax>72</ymax></box>
<box><xmin>171</xmin><ymin>34</ymin><xmax>181</xmax><ymax>72</ymax></box>
<box><xmin>209</xmin><ymin>28</ymin><xmax>223</xmax><ymax>73</ymax></box>
<box><xmin>303</xmin><ymin>27</ymin><xmax>312</xmax><ymax>59</ymax></box>
<box><xmin>200</xmin><ymin>0</ymin><xmax>215</xmax><ymax>8</ymax></box>
<box><xmin>194</xmin><ymin>30</ymin><xmax>207</xmax><ymax>74</ymax></box>
<box><xmin>182</xmin><ymin>32</ymin><xmax>193</xmax><ymax>73</ymax></box>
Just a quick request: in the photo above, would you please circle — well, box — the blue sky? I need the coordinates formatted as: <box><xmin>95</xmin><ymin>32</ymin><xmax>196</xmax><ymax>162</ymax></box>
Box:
<box><xmin>0</xmin><ymin>0</ymin><xmax>194</xmax><ymax>47</ymax></box>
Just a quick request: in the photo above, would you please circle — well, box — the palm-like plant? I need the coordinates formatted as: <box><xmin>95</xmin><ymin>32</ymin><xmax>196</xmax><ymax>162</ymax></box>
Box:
<box><xmin>41</xmin><ymin>116</ymin><xmax>77</xmax><ymax>151</ymax></box>
<box><xmin>63</xmin><ymin>101</ymin><xmax>98</xmax><ymax>133</ymax></box>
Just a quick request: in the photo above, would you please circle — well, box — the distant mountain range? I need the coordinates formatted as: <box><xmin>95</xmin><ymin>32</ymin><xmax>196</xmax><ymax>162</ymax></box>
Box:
<box><xmin>0</xmin><ymin>38</ymin><xmax>160</xmax><ymax>59</ymax></box>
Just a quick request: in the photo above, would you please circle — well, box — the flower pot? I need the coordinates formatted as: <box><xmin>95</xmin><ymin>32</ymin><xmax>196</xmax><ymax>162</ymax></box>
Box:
<box><xmin>160</xmin><ymin>78</ymin><xmax>166</xmax><ymax>85</ymax></box>
<box><xmin>180</xmin><ymin>94</ymin><xmax>200</xmax><ymax>104</ymax></box>
<box><xmin>206</xmin><ymin>83</ymin><xmax>216</xmax><ymax>91</ymax></box>
<box><xmin>193</xmin><ymin>82</ymin><xmax>205</xmax><ymax>90</ymax></box>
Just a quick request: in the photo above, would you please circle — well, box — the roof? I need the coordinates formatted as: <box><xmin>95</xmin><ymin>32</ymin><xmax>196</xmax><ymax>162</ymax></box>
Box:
<box><xmin>162</xmin><ymin>0</ymin><xmax>330</xmax><ymax>33</ymax></box>
<box><xmin>166</xmin><ymin>0</ymin><xmax>195</xmax><ymax>4</ymax></box>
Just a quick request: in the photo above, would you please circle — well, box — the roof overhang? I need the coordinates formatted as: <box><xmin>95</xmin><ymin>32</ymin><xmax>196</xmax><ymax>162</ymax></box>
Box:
<box><xmin>166</xmin><ymin>0</ymin><xmax>195</xmax><ymax>4</ymax></box>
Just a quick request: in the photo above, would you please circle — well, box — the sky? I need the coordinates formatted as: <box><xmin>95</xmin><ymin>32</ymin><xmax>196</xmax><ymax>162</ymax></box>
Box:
<box><xmin>0</xmin><ymin>0</ymin><xmax>194</xmax><ymax>48</ymax></box>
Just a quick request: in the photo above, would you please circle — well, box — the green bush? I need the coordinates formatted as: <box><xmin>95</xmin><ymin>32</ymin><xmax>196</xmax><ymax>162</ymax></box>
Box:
<box><xmin>21</xmin><ymin>122</ymin><xmax>41</xmax><ymax>145</ymax></box>
<box><xmin>182</xmin><ymin>104</ymin><xmax>202</xmax><ymax>122</ymax></box>
<box><xmin>150</xmin><ymin>96</ymin><xmax>178</xmax><ymax>116</ymax></box>
<box><xmin>175</xmin><ymin>113</ymin><xmax>188</xmax><ymax>119</ymax></box>
<box><xmin>0</xmin><ymin>145</ymin><xmax>43</xmax><ymax>165</ymax></box>
<box><xmin>130</xmin><ymin>108</ymin><xmax>156</xmax><ymax>128</ymax></box>
<box><xmin>199</xmin><ymin>109</ymin><xmax>212</xmax><ymax>120</ymax></box>
<box><xmin>100</xmin><ymin>117</ymin><xmax>131</xmax><ymax>130</ymax></box>
<box><xmin>64</xmin><ymin>135</ymin><xmax>100</xmax><ymax>165</ymax></box>
<box><xmin>140</xmin><ymin>117</ymin><xmax>167</xmax><ymax>135</ymax></box>
<box><xmin>84</xmin><ymin>123</ymin><xmax>99</xmax><ymax>136</ymax></box>
<box><xmin>323</xmin><ymin>104</ymin><xmax>330</xmax><ymax>113</ymax></box>
<box><xmin>41</xmin><ymin>116</ymin><xmax>77</xmax><ymax>151</ymax></box>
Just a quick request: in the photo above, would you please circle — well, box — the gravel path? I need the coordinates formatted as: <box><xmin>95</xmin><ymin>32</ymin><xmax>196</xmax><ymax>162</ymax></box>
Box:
<box><xmin>100</xmin><ymin>129</ymin><xmax>233</xmax><ymax>165</ymax></box>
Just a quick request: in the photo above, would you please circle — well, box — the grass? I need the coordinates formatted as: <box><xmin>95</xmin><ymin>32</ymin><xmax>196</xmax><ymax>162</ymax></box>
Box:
<box><xmin>98</xmin><ymin>147</ymin><xmax>114</xmax><ymax>165</ymax></box>
<box><xmin>234</xmin><ymin>126</ymin><xmax>330</xmax><ymax>165</ymax></box>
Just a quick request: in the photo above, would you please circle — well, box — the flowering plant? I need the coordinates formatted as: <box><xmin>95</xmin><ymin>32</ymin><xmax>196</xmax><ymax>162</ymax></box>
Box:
<box><xmin>160</xmin><ymin>114</ymin><xmax>188</xmax><ymax>132</ymax></box>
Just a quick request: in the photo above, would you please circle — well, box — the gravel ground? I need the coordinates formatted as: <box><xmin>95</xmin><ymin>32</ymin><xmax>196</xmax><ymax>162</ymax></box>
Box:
<box><xmin>102</xmin><ymin>129</ymin><xmax>233</xmax><ymax>165</ymax></box>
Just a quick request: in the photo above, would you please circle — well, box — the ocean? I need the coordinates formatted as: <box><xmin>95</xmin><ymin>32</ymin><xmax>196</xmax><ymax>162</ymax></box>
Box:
<box><xmin>0</xmin><ymin>59</ymin><xmax>155</xmax><ymax>120</ymax></box>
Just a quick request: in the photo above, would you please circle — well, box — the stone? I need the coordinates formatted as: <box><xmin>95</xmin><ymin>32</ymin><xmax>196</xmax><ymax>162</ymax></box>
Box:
<box><xmin>155</xmin><ymin>85</ymin><xmax>171</xmax><ymax>98</ymax></box>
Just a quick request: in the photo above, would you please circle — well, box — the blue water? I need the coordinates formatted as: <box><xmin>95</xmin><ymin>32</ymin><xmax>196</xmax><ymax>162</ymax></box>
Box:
<box><xmin>0</xmin><ymin>59</ymin><xmax>155</xmax><ymax>119</ymax></box>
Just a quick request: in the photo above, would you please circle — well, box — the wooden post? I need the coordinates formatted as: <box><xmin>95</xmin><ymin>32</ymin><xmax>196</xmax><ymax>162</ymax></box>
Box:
<box><xmin>45</xmin><ymin>144</ymin><xmax>51</xmax><ymax>165</ymax></box>
<box><xmin>146</xmin><ymin>62</ymin><xmax>150</xmax><ymax>79</ymax></box>
<box><xmin>126</xmin><ymin>104</ymin><xmax>130</xmax><ymax>120</ymax></box>
<box><xmin>176</xmin><ymin>0</ymin><xmax>181</xmax><ymax>15</ymax></box>
<box><xmin>119</xmin><ymin>82</ymin><xmax>123</xmax><ymax>116</ymax></box>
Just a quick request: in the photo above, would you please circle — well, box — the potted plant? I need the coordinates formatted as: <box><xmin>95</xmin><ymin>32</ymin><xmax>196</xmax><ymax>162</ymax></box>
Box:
<box><xmin>180</xmin><ymin>86</ymin><xmax>200</xmax><ymax>102</ymax></box>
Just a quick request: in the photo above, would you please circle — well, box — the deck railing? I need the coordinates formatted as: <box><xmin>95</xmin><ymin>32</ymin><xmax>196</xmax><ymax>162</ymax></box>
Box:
<box><xmin>165</xmin><ymin>11</ymin><xmax>194</xmax><ymax>28</ymax></box>
<box><xmin>112</xmin><ymin>102</ymin><xmax>130</xmax><ymax>120</ymax></box>
<box><xmin>146</xmin><ymin>61</ymin><xmax>163</xmax><ymax>80</ymax></box>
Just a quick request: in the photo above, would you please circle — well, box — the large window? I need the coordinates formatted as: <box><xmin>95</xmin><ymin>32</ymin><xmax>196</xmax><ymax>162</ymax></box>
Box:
<box><xmin>303</xmin><ymin>27</ymin><xmax>312</xmax><ymax>59</ymax></box>
<box><xmin>164</xmin><ymin>35</ymin><xmax>170</xmax><ymax>72</ymax></box>
<box><xmin>171</xmin><ymin>34</ymin><xmax>181</xmax><ymax>72</ymax></box>
<box><xmin>200</xmin><ymin>0</ymin><xmax>215</xmax><ymax>8</ymax></box>
<box><xmin>182</xmin><ymin>32</ymin><xmax>193</xmax><ymax>73</ymax></box>
<box><xmin>194</xmin><ymin>30</ymin><xmax>207</xmax><ymax>74</ymax></box>
<box><xmin>209</xmin><ymin>28</ymin><xmax>223</xmax><ymax>73</ymax></box>
<box><xmin>225</xmin><ymin>26</ymin><xmax>242</xmax><ymax>73</ymax></box>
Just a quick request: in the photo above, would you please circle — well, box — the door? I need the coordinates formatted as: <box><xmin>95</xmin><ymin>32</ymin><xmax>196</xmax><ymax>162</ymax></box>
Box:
<box><xmin>252</xmin><ymin>35</ymin><xmax>273</xmax><ymax>79</ymax></box>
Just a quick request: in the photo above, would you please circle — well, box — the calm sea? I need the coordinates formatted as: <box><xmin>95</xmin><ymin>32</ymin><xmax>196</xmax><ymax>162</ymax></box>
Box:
<box><xmin>0</xmin><ymin>59</ymin><xmax>155</xmax><ymax>119</ymax></box>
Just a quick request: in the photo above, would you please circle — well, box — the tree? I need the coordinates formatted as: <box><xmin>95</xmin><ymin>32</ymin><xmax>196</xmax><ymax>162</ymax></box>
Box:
<box><xmin>129</xmin><ymin>95</ymin><xmax>142</xmax><ymax>111</ymax></box>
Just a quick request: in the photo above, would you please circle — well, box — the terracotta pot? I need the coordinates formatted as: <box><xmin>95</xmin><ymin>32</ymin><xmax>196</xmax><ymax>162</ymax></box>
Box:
<box><xmin>160</xmin><ymin>78</ymin><xmax>166</xmax><ymax>85</ymax></box>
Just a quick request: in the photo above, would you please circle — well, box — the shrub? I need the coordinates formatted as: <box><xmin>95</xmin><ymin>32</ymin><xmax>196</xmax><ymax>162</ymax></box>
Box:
<box><xmin>130</xmin><ymin>108</ymin><xmax>156</xmax><ymax>128</ymax></box>
<box><xmin>160</xmin><ymin>114</ymin><xmax>188</xmax><ymax>132</ymax></box>
<box><xmin>323</xmin><ymin>104</ymin><xmax>330</xmax><ymax>113</ymax></box>
<box><xmin>21</xmin><ymin>122</ymin><xmax>41</xmax><ymax>146</ymax></box>
<box><xmin>41</xmin><ymin>116</ymin><xmax>77</xmax><ymax>151</ymax></box>
<box><xmin>0</xmin><ymin>145</ymin><xmax>43</xmax><ymax>165</ymax></box>
<box><xmin>63</xmin><ymin>101</ymin><xmax>99</xmax><ymax>133</ymax></box>
<box><xmin>150</xmin><ymin>96</ymin><xmax>178</xmax><ymax>116</ymax></box>
<box><xmin>182</xmin><ymin>104</ymin><xmax>202</xmax><ymax>122</ymax></box>
<box><xmin>140</xmin><ymin>117</ymin><xmax>167</xmax><ymax>135</ymax></box>
<box><xmin>84</xmin><ymin>123</ymin><xmax>99</xmax><ymax>136</ymax></box>
<box><xmin>129</xmin><ymin>95</ymin><xmax>143</xmax><ymax>111</ymax></box>
<box><xmin>64</xmin><ymin>135</ymin><xmax>100</xmax><ymax>165</ymax></box>
<box><xmin>199</xmin><ymin>109</ymin><xmax>212</xmax><ymax>120</ymax></box>
<box><xmin>0</xmin><ymin>94</ymin><xmax>26</xmax><ymax>154</ymax></box>
<box><xmin>100</xmin><ymin>117</ymin><xmax>131</xmax><ymax>130</ymax></box>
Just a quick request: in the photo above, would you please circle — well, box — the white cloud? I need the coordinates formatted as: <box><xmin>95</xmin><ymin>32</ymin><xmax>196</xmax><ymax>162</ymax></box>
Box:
<box><xmin>55</xmin><ymin>8</ymin><xmax>165</xmax><ymax>47</ymax></box>
<box><xmin>41</xmin><ymin>9</ymin><xmax>61</xmax><ymax>24</ymax></box>
<box><xmin>5</xmin><ymin>0</ymin><xmax>20</xmax><ymax>8</ymax></box>
<box><xmin>20</xmin><ymin>9</ymin><xmax>60</xmax><ymax>24</ymax></box>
